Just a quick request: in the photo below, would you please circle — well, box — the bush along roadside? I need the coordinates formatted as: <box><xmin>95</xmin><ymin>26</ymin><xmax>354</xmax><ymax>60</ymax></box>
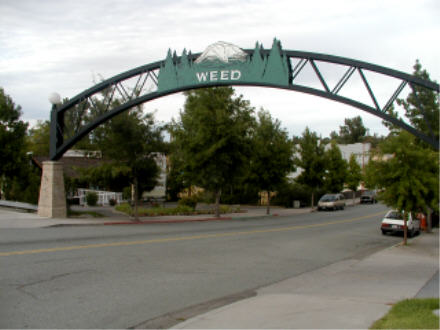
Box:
<box><xmin>114</xmin><ymin>203</ymin><xmax>241</xmax><ymax>217</ymax></box>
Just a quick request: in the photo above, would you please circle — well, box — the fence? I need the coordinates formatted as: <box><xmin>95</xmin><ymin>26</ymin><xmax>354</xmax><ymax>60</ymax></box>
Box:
<box><xmin>77</xmin><ymin>189</ymin><xmax>124</xmax><ymax>206</ymax></box>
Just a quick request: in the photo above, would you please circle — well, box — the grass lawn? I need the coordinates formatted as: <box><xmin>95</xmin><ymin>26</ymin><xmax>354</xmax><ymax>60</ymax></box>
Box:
<box><xmin>371</xmin><ymin>298</ymin><xmax>439</xmax><ymax>329</ymax></box>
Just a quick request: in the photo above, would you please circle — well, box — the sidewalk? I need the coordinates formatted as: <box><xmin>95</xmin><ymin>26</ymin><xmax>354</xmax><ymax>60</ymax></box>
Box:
<box><xmin>174</xmin><ymin>229</ymin><xmax>439</xmax><ymax>329</ymax></box>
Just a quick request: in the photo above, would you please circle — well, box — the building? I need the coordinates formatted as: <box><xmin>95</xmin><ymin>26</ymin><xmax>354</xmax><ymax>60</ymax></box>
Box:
<box><xmin>326</xmin><ymin>142</ymin><xmax>371</xmax><ymax>169</ymax></box>
<box><xmin>288</xmin><ymin>142</ymin><xmax>372</xmax><ymax>180</ymax></box>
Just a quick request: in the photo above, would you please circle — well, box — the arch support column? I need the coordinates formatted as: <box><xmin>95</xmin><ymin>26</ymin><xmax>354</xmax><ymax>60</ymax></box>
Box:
<box><xmin>38</xmin><ymin>161</ymin><xmax>67</xmax><ymax>218</ymax></box>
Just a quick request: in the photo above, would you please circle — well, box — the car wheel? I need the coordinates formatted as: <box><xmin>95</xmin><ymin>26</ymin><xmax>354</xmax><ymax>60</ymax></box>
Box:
<box><xmin>381</xmin><ymin>229</ymin><xmax>387</xmax><ymax>235</ymax></box>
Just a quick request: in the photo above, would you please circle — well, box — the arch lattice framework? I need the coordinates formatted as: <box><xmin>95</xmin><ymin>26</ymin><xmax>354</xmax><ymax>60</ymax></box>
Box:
<box><xmin>50</xmin><ymin>44</ymin><xmax>439</xmax><ymax>160</ymax></box>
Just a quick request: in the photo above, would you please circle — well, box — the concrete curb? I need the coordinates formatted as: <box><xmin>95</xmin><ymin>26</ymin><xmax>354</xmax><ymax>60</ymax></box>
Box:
<box><xmin>102</xmin><ymin>216</ymin><xmax>234</xmax><ymax>225</ymax></box>
<box><xmin>0</xmin><ymin>205</ymin><xmax>314</xmax><ymax>228</ymax></box>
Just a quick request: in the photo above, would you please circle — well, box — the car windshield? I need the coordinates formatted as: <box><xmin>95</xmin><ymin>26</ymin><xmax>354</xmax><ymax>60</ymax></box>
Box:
<box><xmin>385</xmin><ymin>211</ymin><xmax>403</xmax><ymax>220</ymax></box>
<box><xmin>362</xmin><ymin>191</ymin><xmax>374</xmax><ymax>196</ymax></box>
<box><xmin>320</xmin><ymin>195</ymin><xmax>336</xmax><ymax>202</ymax></box>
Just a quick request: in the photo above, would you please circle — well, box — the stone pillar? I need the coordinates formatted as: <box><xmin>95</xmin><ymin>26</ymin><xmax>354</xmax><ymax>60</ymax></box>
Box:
<box><xmin>38</xmin><ymin>161</ymin><xmax>67</xmax><ymax>218</ymax></box>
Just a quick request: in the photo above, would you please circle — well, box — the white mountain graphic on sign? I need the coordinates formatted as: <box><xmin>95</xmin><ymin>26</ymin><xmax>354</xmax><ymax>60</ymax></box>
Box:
<box><xmin>195</xmin><ymin>41</ymin><xmax>248</xmax><ymax>64</ymax></box>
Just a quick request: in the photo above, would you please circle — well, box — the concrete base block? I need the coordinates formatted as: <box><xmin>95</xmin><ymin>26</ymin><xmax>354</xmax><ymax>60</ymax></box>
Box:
<box><xmin>38</xmin><ymin>161</ymin><xmax>67</xmax><ymax>218</ymax></box>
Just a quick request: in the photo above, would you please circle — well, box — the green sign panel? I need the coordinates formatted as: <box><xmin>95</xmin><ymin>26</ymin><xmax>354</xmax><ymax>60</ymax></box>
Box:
<box><xmin>157</xmin><ymin>38</ymin><xmax>290</xmax><ymax>92</ymax></box>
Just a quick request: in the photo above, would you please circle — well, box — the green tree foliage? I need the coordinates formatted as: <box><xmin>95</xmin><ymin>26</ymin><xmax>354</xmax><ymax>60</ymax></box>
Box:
<box><xmin>396</xmin><ymin>60</ymin><xmax>439</xmax><ymax>145</ymax></box>
<box><xmin>248</xmin><ymin>109</ymin><xmax>295</xmax><ymax>214</ymax></box>
<box><xmin>346</xmin><ymin>154</ymin><xmax>362</xmax><ymax>191</ymax></box>
<box><xmin>346</xmin><ymin>154</ymin><xmax>362</xmax><ymax>202</ymax></box>
<box><xmin>165</xmin><ymin>158</ymin><xmax>187</xmax><ymax>202</ymax></box>
<box><xmin>0</xmin><ymin>88</ymin><xmax>28</xmax><ymax>178</ymax></box>
<box><xmin>27</xmin><ymin>120</ymin><xmax>50</xmax><ymax>156</ymax></box>
<box><xmin>296</xmin><ymin>127</ymin><xmax>326</xmax><ymax>207</ymax></box>
<box><xmin>323</xmin><ymin>142</ymin><xmax>347</xmax><ymax>193</ymax></box>
<box><xmin>272</xmin><ymin>180</ymin><xmax>313</xmax><ymax>208</ymax></box>
<box><xmin>3</xmin><ymin>157</ymin><xmax>41</xmax><ymax>204</ymax></box>
<box><xmin>364</xmin><ymin>131</ymin><xmax>439</xmax><ymax>243</ymax></box>
<box><xmin>381</xmin><ymin>105</ymin><xmax>401</xmax><ymax>135</ymax></box>
<box><xmin>0</xmin><ymin>88</ymin><xmax>31</xmax><ymax>200</ymax></box>
<box><xmin>335</xmin><ymin>116</ymin><xmax>368</xmax><ymax>144</ymax></box>
<box><xmin>85</xmin><ymin>191</ymin><xmax>98</xmax><ymax>206</ymax></box>
<box><xmin>76</xmin><ymin>163</ymin><xmax>131</xmax><ymax>193</ymax></box>
<box><xmin>170</xmin><ymin>87</ymin><xmax>254</xmax><ymax>217</ymax></box>
<box><xmin>99</xmin><ymin>109</ymin><xmax>164</xmax><ymax>219</ymax></box>
<box><xmin>61</xmin><ymin>77</ymin><xmax>144</xmax><ymax>152</ymax></box>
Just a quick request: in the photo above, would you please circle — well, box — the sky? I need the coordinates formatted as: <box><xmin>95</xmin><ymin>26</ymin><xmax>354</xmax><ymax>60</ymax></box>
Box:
<box><xmin>1</xmin><ymin>0</ymin><xmax>439</xmax><ymax>139</ymax></box>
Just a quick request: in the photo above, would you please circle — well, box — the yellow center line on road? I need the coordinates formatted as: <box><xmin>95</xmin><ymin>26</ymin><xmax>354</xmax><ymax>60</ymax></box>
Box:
<box><xmin>0</xmin><ymin>211</ymin><xmax>386</xmax><ymax>257</ymax></box>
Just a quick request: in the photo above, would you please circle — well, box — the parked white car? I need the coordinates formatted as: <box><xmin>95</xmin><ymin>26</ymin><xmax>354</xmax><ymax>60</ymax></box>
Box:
<box><xmin>381</xmin><ymin>210</ymin><xmax>420</xmax><ymax>237</ymax></box>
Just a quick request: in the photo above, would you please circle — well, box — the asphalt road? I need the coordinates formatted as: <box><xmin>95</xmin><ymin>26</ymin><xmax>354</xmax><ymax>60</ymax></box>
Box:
<box><xmin>0</xmin><ymin>203</ymin><xmax>401</xmax><ymax>329</ymax></box>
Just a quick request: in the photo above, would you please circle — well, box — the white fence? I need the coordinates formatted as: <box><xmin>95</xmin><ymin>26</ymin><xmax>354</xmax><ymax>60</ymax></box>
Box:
<box><xmin>77</xmin><ymin>189</ymin><xmax>124</xmax><ymax>206</ymax></box>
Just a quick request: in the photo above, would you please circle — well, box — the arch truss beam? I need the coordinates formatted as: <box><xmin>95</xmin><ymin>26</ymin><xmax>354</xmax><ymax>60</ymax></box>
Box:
<box><xmin>50</xmin><ymin>40</ymin><xmax>439</xmax><ymax>160</ymax></box>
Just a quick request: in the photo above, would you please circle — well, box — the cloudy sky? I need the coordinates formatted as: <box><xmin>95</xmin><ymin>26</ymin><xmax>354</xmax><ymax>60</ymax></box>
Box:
<box><xmin>1</xmin><ymin>0</ymin><xmax>438</xmax><ymax>138</ymax></box>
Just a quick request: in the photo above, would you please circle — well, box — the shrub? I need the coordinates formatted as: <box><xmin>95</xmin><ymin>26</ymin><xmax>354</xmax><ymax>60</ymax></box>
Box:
<box><xmin>114</xmin><ymin>203</ymin><xmax>240</xmax><ymax>217</ymax></box>
<box><xmin>174</xmin><ymin>205</ymin><xmax>194</xmax><ymax>215</ymax></box>
<box><xmin>122</xmin><ymin>186</ymin><xmax>132</xmax><ymax>201</ymax></box>
<box><xmin>115</xmin><ymin>203</ymin><xmax>133</xmax><ymax>215</ymax></box>
<box><xmin>86</xmin><ymin>192</ymin><xmax>98</xmax><ymax>206</ymax></box>
<box><xmin>178</xmin><ymin>195</ymin><xmax>198</xmax><ymax>209</ymax></box>
<box><xmin>109</xmin><ymin>198</ymin><xmax>117</xmax><ymax>206</ymax></box>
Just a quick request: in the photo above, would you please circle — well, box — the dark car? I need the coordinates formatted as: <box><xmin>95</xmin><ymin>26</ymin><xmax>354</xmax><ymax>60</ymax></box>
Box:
<box><xmin>360</xmin><ymin>190</ymin><xmax>377</xmax><ymax>204</ymax></box>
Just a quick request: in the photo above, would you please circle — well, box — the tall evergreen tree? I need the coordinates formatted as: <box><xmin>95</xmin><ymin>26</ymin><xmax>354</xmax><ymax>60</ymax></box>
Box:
<box><xmin>396</xmin><ymin>60</ymin><xmax>439</xmax><ymax>145</ymax></box>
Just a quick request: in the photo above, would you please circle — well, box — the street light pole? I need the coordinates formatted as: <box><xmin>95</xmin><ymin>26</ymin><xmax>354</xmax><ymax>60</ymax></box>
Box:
<box><xmin>37</xmin><ymin>93</ymin><xmax>67</xmax><ymax>218</ymax></box>
<box><xmin>48</xmin><ymin>92</ymin><xmax>62</xmax><ymax>160</ymax></box>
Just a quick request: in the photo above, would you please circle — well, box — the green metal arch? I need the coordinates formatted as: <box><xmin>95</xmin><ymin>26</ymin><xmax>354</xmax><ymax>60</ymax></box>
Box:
<box><xmin>50</xmin><ymin>49</ymin><xmax>439</xmax><ymax>159</ymax></box>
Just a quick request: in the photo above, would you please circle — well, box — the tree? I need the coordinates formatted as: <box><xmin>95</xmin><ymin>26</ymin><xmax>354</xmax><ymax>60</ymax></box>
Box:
<box><xmin>76</xmin><ymin>163</ymin><xmax>132</xmax><ymax>193</ymax></box>
<box><xmin>100</xmin><ymin>109</ymin><xmax>164</xmax><ymax>220</ymax></box>
<box><xmin>248</xmin><ymin>109</ymin><xmax>295</xmax><ymax>214</ymax></box>
<box><xmin>346</xmin><ymin>154</ymin><xmax>362</xmax><ymax>203</ymax></box>
<box><xmin>323</xmin><ymin>142</ymin><xmax>347</xmax><ymax>193</ymax></box>
<box><xmin>58</xmin><ymin>76</ymin><xmax>165</xmax><ymax>219</ymax></box>
<box><xmin>27</xmin><ymin>120</ymin><xmax>50</xmax><ymax>156</ymax></box>
<box><xmin>0</xmin><ymin>88</ymin><xmax>28</xmax><ymax>199</ymax></box>
<box><xmin>296</xmin><ymin>127</ymin><xmax>326</xmax><ymax>208</ymax></box>
<box><xmin>396</xmin><ymin>60</ymin><xmax>439</xmax><ymax>145</ymax></box>
<box><xmin>364</xmin><ymin>131</ymin><xmax>439</xmax><ymax>244</ymax></box>
<box><xmin>337</xmin><ymin>116</ymin><xmax>368</xmax><ymax>144</ymax></box>
<box><xmin>170</xmin><ymin>87</ymin><xmax>254</xmax><ymax>217</ymax></box>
